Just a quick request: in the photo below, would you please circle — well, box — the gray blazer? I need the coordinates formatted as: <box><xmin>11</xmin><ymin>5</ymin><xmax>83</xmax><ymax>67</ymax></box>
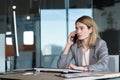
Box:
<box><xmin>57</xmin><ymin>39</ymin><xmax>109</xmax><ymax>72</ymax></box>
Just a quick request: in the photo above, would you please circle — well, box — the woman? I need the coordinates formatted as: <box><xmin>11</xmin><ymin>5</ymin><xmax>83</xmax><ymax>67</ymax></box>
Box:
<box><xmin>57</xmin><ymin>16</ymin><xmax>109</xmax><ymax>72</ymax></box>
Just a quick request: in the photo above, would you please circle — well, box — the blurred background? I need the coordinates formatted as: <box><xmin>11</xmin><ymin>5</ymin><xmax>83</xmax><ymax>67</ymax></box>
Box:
<box><xmin>0</xmin><ymin>0</ymin><xmax>120</xmax><ymax>71</ymax></box>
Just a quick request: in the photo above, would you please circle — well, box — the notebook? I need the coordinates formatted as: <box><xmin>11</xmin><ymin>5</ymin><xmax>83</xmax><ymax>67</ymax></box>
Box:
<box><xmin>58</xmin><ymin>73</ymin><xmax>104</xmax><ymax>78</ymax></box>
<box><xmin>34</xmin><ymin>68</ymin><xmax>83</xmax><ymax>73</ymax></box>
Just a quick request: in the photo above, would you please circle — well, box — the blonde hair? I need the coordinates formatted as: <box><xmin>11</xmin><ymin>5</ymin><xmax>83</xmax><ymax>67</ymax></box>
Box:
<box><xmin>75</xmin><ymin>16</ymin><xmax>100</xmax><ymax>47</ymax></box>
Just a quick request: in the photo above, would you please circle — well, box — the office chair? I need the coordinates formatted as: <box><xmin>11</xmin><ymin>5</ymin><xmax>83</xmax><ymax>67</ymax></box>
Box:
<box><xmin>108</xmin><ymin>55</ymin><xmax>119</xmax><ymax>72</ymax></box>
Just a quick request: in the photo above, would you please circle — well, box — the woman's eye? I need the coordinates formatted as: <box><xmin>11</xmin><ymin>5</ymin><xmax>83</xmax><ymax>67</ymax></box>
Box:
<box><xmin>75</xmin><ymin>27</ymin><xmax>84</xmax><ymax>30</ymax></box>
<box><xmin>80</xmin><ymin>27</ymin><xmax>83</xmax><ymax>30</ymax></box>
<box><xmin>75</xmin><ymin>27</ymin><xmax>78</xmax><ymax>30</ymax></box>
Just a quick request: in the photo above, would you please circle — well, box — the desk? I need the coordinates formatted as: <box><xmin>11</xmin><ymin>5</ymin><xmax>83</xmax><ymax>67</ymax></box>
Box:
<box><xmin>0</xmin><ymin>71</ymin><xmax>120</xmax><ymax>80</ymax></box>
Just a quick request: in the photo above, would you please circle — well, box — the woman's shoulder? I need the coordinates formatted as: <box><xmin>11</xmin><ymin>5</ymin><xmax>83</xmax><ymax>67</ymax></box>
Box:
<box><xmin>96</xmin><ymin>38</ymin><xmax>107</xmax><ymax>47</ymax></box>
<box><xmin>97</xmin><ymin>38</ymin><xmax>107</xmax><ymax>44</ymax></box>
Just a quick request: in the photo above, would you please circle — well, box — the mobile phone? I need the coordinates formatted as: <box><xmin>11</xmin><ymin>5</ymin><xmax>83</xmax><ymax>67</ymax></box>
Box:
<box><xmin>73</xmin><ymin>34</ymin><xmax>78</xmax><ymax>43</ymax></box>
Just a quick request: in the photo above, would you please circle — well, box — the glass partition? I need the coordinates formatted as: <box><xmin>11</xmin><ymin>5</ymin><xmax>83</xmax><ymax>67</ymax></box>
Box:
<box><xmin>41</xmin><ymin>9</ymin><xmax>66</xmax><ymax>68</ymax></box>
<box><xmin>0</xmin><ymin>0</ymin><xmax>40</xmax><ymax>69</ymax></box>
<box><xmin>0</xmin><ymin>0</ymin><xmax>93</xmax><ymax>69</ymax></box>
<box><xmin>40</xmin><ymin>0</ymin><xmax>92</xmax><ymax>68</ymax></box>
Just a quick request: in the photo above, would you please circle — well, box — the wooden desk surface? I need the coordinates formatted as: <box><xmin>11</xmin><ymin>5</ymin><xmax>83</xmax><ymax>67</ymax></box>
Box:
<box><xmin>0</xmin><ymin>71</ymin><xmax>120</xmax><ymax>80</ymax></box>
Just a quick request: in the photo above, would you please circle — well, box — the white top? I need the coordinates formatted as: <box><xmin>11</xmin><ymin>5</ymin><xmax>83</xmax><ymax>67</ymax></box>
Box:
<box><xmin>82</xmin><ymin>49</ymin><xmax>90</xmax><ymax>66</ymax></box>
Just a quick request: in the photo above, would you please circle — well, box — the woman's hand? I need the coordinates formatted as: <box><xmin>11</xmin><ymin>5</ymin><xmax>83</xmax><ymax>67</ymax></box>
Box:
<box><xmin>67</xmin><ymin>31</ymin><xmax>77</xmax><ymax>45</ymax></box>
<box><xmin>67</xmin><ymin>64</ymin><xmax>79</xmax><ymax>70</ymax></box>
<box><xmin>62</xmin><ymin>31</ymin><xmax>77</xmax><ymax>55</ymax></box>
<box><xmin>67</xmin><ymin>64</ymin><xmax>88</xmax><ymax>71</ymax></box>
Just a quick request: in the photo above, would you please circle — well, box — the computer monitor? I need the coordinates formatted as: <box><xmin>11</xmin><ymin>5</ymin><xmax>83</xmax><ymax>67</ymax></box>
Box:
<box><xmin>0</xmin><ymin>34</ymin><xmax>5</xmax><ymax>73</ymax></box>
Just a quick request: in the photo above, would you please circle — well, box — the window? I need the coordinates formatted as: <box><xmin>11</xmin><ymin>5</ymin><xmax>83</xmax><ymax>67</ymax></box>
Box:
<box><xmin>23</xmin><ymin>31</ymin><xmax>34</xmax><ymax>45</ymax></box>
<box><xmin>6</xmin><ymin>32</ymin><xmax>12</xmax><ymax>45</ymax></box>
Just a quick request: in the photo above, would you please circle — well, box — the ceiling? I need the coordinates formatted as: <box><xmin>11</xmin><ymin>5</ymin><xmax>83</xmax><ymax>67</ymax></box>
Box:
<box><xmin>0</xmin><ymin>0</ymin><xmax>120</xmax><ymax>15</ymax></box>
<box><xmin>0</xmin><ymin>0</ymin><xmax>40</xmax><ymax>15</ymax></box>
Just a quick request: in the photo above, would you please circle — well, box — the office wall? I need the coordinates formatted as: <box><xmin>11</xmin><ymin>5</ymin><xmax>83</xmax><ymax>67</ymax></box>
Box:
<box><xmin>94</xmin><ymin>3</ymin><xmax>120</xmax><ymax>32</ymax></box>
<box><xmin>93</xmin><ymin>2</ymin><xmax>120</xmax><ymax>55</ymax></box>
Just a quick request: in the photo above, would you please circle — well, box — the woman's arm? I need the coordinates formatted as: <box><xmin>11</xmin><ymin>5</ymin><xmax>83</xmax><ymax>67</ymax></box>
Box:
<box><xmin>57</xmin><ymin>31</ymin><xmax>76</xmax><ymax>68</ymax></box>
<box><xmin>57</xmin><ymin>49</ymin><xmax>73</xmax><ymax>69</ymax></box>
<box><xmin>67</xmin><ymin>40</ymin><xmax>109</xmax><ymax>72</ymax></box>
<box><xmin>88</xmin><ymin>40</ymin><xmax>109</xmax><ymax>71</ymax></box>
<box><xmin>67</xmin><ymin>64</ymin><xmax>89</xmax><ymax>71</ymax></box>
<box><xmin>62</xmin><ymin>31</ymin><xmax>76</xmax><ymax>54</ymax></box>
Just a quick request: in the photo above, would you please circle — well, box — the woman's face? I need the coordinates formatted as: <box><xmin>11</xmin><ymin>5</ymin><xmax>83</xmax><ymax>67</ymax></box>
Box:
<box><xmin>75</xmin><ymin>22</ymin><xmax>92</xmax><ymax>40</ymax></box>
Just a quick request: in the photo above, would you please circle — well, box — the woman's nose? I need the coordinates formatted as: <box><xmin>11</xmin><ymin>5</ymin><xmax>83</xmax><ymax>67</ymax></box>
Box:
<box><xmin>76</xmin><ymin>29</ymin><xmax>81</xmax><ymax>33</ymax></box>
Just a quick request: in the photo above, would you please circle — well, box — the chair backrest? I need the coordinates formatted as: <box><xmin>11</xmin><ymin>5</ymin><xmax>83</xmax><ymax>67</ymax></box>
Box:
<box><xmin>108</xmin><ymin>55</ymin><xmax>119</xmax><ymax>72</ymax></box>
<box><xmin>16</xmin><ymin>51</ymin><xmax>34</xmax><ymax>69</ymax></box>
